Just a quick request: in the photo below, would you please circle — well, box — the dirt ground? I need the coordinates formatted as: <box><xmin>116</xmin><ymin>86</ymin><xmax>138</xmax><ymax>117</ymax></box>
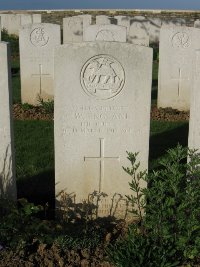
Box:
<box><xmin>13</xmin><ymin>103</ymin><xmax>189</xmax><ymax>121</ymax></box>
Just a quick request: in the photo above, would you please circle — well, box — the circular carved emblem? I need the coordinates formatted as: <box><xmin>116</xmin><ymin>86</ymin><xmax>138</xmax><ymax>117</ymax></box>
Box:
<box><xmin>171</xmin><ymin>32</ymin><xmax>190</xmax><ymax>48</ymax></box>
<box><xmin>30</xmin><ymin>27</ymin><xmax>49</xmax><ymax>47</ymax></box>
<box><xmin>81</xmin><ymin>55</ymin><xmax>125</xmax><ymax>100</ymax></box>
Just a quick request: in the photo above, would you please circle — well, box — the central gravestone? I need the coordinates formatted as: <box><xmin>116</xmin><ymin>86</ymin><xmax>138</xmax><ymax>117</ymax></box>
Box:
<box><xmin>54</xmin><ymin>42</ymin><xmax>153</xmax><ymax>219</ymax></box>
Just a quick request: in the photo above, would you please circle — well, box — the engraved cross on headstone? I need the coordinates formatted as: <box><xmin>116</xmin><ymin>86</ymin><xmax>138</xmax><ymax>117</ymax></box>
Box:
<box><xmin>171</xmin><ymin>68</ymin><xmax>189</xmax><ymax>97</ymax></box>
<box><xmin>32</xmin><ymin>64</ymin><xmax>50</xmax><ymax>94</ymax></box>
<box><xmin>84</xmin><ymin>138</ymin><xmax>120</xmax><ymax>192</ymax></box>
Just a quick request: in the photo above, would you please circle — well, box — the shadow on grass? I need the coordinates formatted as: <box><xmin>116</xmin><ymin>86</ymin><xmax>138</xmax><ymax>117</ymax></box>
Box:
<box><xmin>149</xmin><ymin>122</ymin><xmax>189</xmax><ymax>169</ymax></box>
<box><xmin>17</xmin><ymin>169</ymin><xmax>55</xmax><ymax>219</ymax></box>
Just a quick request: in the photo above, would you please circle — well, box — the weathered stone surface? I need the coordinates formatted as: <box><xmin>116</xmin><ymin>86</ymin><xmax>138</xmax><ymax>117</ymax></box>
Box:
<box><xmin>63</xmin><ymin>15</ymin><xmax>91</xmax><ymax>43</ymax></box>
<box><xmin>194</xmin><ymin>19</ymin><xmax>200</xmax><ymax>28</ymax></box>
<box><xmin>158</xmin><ymin>25</ymin><xmax>200</xmax><ymax>111</ymax></box>
<box><xmin>83</xmin><ymin>24</ymin><xmax>127</xmax><ymax>42</ymax></box>
<box><xmin>188</xmin><ymin>50</ymin><xmax>200</xmax><ymax>150</ymax></box>
<box><xmin>129</xmin><ymin>16</ymin><xmax>149</xmax><ymax>46</ymax></box>
<box><xmin>96</xmin><ymin>15</ymin><xmax>112</xmax><ymax>25</ymax></box>
<box><xmin>19</xmin><ymin>23</ymin><xmax>61</xmax><ymax>105</ymax></box>
<box><xmin>54</xmin><ymin>41</ymin><xmax>152</xmax><ymax>219</ymax></box>
<box><xmin>0</xmin><ymin>14</ymin><xmax>41</xmax><ymax>35</ymax></box>
<box><xmin>0</xmin><ymin>42</ymin><xmax>16</xmax><ymax>200</ymax></box>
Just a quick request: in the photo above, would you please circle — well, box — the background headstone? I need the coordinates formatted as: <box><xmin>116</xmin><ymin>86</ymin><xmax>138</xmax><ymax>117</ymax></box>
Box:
<box><xmin>96</xmin><ymin>15</ymin><xmax>112</xmax><ymax>25</ymax></box>
<box><xmin>19</xmin><ymin>23</ymin><xmax>61</xmax><ymax>105</ymax></box>
<box><xmin>0</xmin><ymin>14</ymin><xmax>41</xmax><ymax>35</ymax></box>
<box><xmin>63</xmin><ymin>15</ymin><xmax>91</xmax><ymax>43</ymax></box>
<box><xmin>83</xmin><ymin>24</ymin><xmax>127</xmax><ymax>42</ymax></box>
<box><xmin>54</xmin><ymin>41</ymin><xmax>153</xmax><ymax>219</ymax></box>
<box><xmin>129</xmin><ymin>16</ymin><xmax>149</xmax><ymax>46</ymax></box>
<box><xmin>0</xmin><ymin>42</ymin><xmax>16</xmax><ymax>200</ymax></box>
<box><xmin>194</xmin><ymin>19</ymin><xmax>200</xmax><ymax>28</ymax></box>
<box><xmin>147</xmin><ymin>18</ymin><xmax>162</xmax><ymax>43</ymax></box>
<box><xmin>158</xmin><ymin>26</ymin><xmax>200</xmax><ymax>111</ymax></box>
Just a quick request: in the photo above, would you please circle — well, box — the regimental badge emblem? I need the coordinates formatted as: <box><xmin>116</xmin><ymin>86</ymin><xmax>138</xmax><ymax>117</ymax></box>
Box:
<box><xmin>30</xmin><ymin>27</ymin><xmax>49</xmax><ymax>47</ymax></box>
<box><xmin>81</xmin><ymin>55</ymin><xmax>125</xmax><ymax>100</ymax></box>
<box><xmin>171</xmin><ymin>32</ymin><xmax>190</xmax><ymax>48</ymax></box>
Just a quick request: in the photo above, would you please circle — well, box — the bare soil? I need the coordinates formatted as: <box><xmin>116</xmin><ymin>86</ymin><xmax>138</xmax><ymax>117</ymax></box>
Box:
<box><xmin>13</xmin><ymin>103</ymin><xmax>189</xmax><ymax>121</ymax></box>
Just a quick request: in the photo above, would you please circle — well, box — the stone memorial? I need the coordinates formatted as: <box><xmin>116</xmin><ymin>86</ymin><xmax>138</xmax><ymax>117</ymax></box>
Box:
<box><xmin>19</xmin><ymin>23</ymin><xmax>61</xmax><ymax>105</ymax></box>
<box><xmin>0</xmin><ymin>42</ymin><xmax>16</xmax><ymax>200</ymax></box>
<box><xmin>0</xmin><ymin>14</ymin><xmax>41</xmax><ymax>35</ymax></box>
<box><xmin>158</xmin><ymin>25</ymin><xmax>200</xmax><ymax>111</ymax></box>
<box><xmin>83</xmin><ymin>24</ymin><xmax>127</xmax><ymax>42</ymax></box>
<box><xmin>63</xmin><ymin>15</ymin><xmax>91</xmax><ymax>43</ymax></box>
<box><xmin>96</xmin><ymin>15</ymin><xmax>112</xmax><ymax>25</ymax></box>
<box><xmin>115</xmin><ymin>15</ymin><xmax>130</xmax><ymax>34</ymax></box>
<box><xmin>194</xmin><ymin>19</ymin><xmax>200</xmax><ymax>28</ymax></box>
<box><xmin>129</xmin><ymin>16</ymin><xmax>149</xmax><ymax>46</ymax></box>
<box><xmin>54</xmin><ymin>41</ymin><xmax>153</xmax><ymax>219</ymax></box>
<box><xmin>188</xmin><ymin>50</ymin><xmax>200</xmax><ymax>150</ymax></box>
<box><xmin>147</xmin><ymin>18</ymin><xmax>162</xmax><ymax>43</ymax></box>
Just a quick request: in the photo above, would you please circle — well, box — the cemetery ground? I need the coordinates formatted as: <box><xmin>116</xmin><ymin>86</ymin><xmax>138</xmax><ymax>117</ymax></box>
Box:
<box><xmin>0</xmin><ymin>33</ymin><xmax>200</xmax><ymax>267</ymax></box>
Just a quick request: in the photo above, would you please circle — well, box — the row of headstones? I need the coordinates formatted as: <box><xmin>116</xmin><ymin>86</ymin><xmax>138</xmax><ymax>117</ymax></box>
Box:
<box><xmin>1</xmin><ymin>34</ymin><xmax>200</xmax><ymax>218</ymax></box>
<box><xmin>1</xmin><ymin>12</ymin><xmax>200</xmax><ymax>43</ymax></box>
<box><xmin>0</xmin><ymin>13</ymin><xmax>42</xmax><ymax>35</ymax></box>
<box><xmin>18</xmin><ymin>18</ymin><xmax>200</xmax><ymax>112</ymax></box>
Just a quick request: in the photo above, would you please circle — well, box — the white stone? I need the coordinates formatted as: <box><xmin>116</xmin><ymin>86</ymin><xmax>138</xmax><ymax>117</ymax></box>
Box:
<box><xmin>188</xmin><ymin>50</ymin><xmax>200</xmax><ymax>151</ymax></box>
<box><xmin>0</xmin><ymin>17</ymin><xmax>1</xmax><ymax>41</ymax></box>
<box><xmin>96</xmin><ymin>15</ymin><xmax>112</xmax><ymax>25</ymax></box>
<box><xmin>162</xmin><ymin>18</ymin><xmax>186</xmax><ymax>27</ymax></box>
<box><xmin>32</xmin><ymin>14</ymin><xmax>42</xmax><ymax>24</ymax></box>
<box><xmin>20</xmin><ymin>14</ymin><xmax>33</xmax><ymax>25</ymax></box>
<box><xmin>63</xmin><ymin>15</ymin><xmax>91</xmax><ymax>43</ymax></box>
<box><xmin>19</xmin><ymin>23</ymin><xmax>61</xmax><ymax>105</ymax></box>
<box><xmin>0</xmin><ymin>14</ymin><xmax>42</xmax><ymax>35</ymax></box>
<box><xmin>194</xmin><ymin>19</ymin><xmax>200</xmax><ymax>28</ymax></box>
<box><xmin>147</xmin><ymin>18</ymin><xmax>162</xmax><ymax>43</ymax></box>
<box><xmin>83</xmin><ymin>24</ymin><xmax>127</xmax><ymax>42</ymax></box>
<box><xmin>0</xmin><ymin>42</ymin><xmax>16</xmax><ymax>200</ymax></box>
<box><xmin>158</xmin><ymin>25</ymin><xmax>200</xmax><ymax>111</ymax></box>
<box><xmin>115</xmin><ymin>15</ymin><xmax>130</xmax><ymax>35</ymax></box>
<box><xmin>129</xmin><ymin>16</ymin><xmax>149</xmax><ymax>46</ymax></box>
<box><xmin>54</xmin><ymin>41</ymin><xmax>153</xmax><ymax>219</ymax></box>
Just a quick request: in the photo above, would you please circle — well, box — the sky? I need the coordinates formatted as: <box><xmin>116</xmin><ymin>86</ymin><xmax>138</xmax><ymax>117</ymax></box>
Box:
<box><xmin>1</xmin><ymin>0</ymin><xmax>200</xmax><ymax>10</ymax></box>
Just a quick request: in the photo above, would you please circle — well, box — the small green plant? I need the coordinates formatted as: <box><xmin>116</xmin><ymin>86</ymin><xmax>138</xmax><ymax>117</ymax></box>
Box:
<box><xmin>108</xmin><ymin>145</ymin><xmax>200</xmax><ymax>267</ymax></box>
<box><xmin>37</xmin><ymin>95</ymin><xmax>54</xmax><ymax>114</ymax></box>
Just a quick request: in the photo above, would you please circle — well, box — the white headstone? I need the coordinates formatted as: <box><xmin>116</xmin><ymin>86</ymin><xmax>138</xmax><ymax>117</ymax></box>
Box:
<box><xmin>0</xmin><ymin>17</ymin><xmax>1</xmax><ymax>41</ymax></box>
<box><xmin>96</xmin><ymin>15</ymin><xmax>112</xmax><ymax>25</ymax></box>
<box><xmin>188</xmin><ymin>50</ymin><xmax>200</xmax><ymax>150</ymax></box>
<box><xmin>63</xmin><ymin>15</ymin><xmax>91</xmax><ymax>43</ymax></box>
<box><xmin>147</xmin><ymin>18</ymin><xmax>161</xmax><ymax>43</ymax></box>
<box><xmin>129</xmin><ymin>16</ymin><xmax>149</xmax><ymax>46</ymax></box>
<box><xmin>162</xmin><ymin>18</ymin><xmax>186</xmax><ymax>27</ymax></box>
<box><xmin>194</xmin><ymin>19</ymin><xmax>200</xmax><ymax>28</ymax></box>
<box><xmin>32</xmin><ymin>14</ymin><xmax>42</xmax><ymax>24</ymax></box>
<box><xmin>20</xmin><ymin>14</ymin><xmax>33</xmax><ymax>25</ymax></box>
<box><xmin>0</xmin><ymin>14</ymin><xmax>21</xmax><ymax>35</ymax></box>
<box><xmin>0</xmin><ymin>42</ymin><xmax>16</xmax><ymax>200</ymax></box>
<box><xmin>83</xmin><ymin>24</ymin><xmax>127</xmax><ymax>42</ymax></box>
<box><xmin>158</xmin><ymin>26</ymin><xmax>200</xmax><ymax>111</ymax></box>
<box><xmin>115</xmin><ymin>15</ymin><xmax>130</xmax><ymax>33</ymax></box>
<box><xmin>0</xmin><ymin>14</ymin><xmax>42</xmax><ymax>35</ymax></box>
<box><xmin>54</xmin><ymin>42</ymin><xmax>153</xmax><ymax>219</ymax></box>
<box><xmin>19</xmin><ymin>23</ymin><xmax>61</xmax><ymax>105</ymax></box>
